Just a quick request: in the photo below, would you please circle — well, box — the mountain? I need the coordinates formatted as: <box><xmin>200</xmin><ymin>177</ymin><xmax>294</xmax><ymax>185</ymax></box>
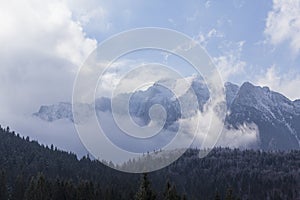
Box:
<box><xmin>227</xmin><ymin>82</ymin><xmax>300</xmax><ymax>150</ymax></box>
<box><xmin>33</xmin><ymin>77</ymin><xmax>300</xmax><ymax>150</ymax></box>
<box><xmin>34</xmin><ymin>102</ymin><xmax>73</xmax><ymax>122</ymax></box>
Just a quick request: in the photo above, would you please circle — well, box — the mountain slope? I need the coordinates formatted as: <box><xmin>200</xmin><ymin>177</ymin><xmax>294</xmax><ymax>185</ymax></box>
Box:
<box><xmin>33</xmin><ymin>78</ymin><xmax>300</xmax><ymax>150</ymax></box>
<box><xmin>227</xmin><ymin>82</ymin><xmax>300</xmax><ymax>150</ymax></box>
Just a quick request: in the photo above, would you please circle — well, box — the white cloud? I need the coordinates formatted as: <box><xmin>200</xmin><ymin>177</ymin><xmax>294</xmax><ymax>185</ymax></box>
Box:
<box><xmin>90</xmin><ymin>75</ymin><xmax>259</xmax><ymax>160</ymax></box>
<box><xmin>255</xmin><ymin>65</ymin><xmax>300</xmax><ymax>100</ymax></box>
<box><xmin>186</xmin><ymin>10</ymin><xmax>199</xmax><ymax>22</ymax></box>
<box><xmin>217</xmin><ymin>123</ymin><xmax>259</xmax><ymax>148</ymax></box>
<box><xmin>168</xmin><ymin>18</ymin><xmax>177</xmax><ymax>27</ymax></box>
<box><xmin>65</xmin><ymin>0</ymin><xmax>112</xmax><ymax>34</ymax></box>
<box><xmin>0</xmin><ymin>0</ymin><xmax>97</xmax><ymax>67</ymax></box>
<box><xmin>213</xmin><ymin>41</ymin><xmax>246</xmax><ymax>81</ymax></box>
<box><xmin>193</xmin><ymin>28</ymin><xmax>224</xmax><ymax>47</ymax></box>
<box><xmin>0</xmin><ymin>0</ymin><xmax>97</xmax><ymax>104</ymax></box>
<box><xmin>265</xmin><ymin>0</ymin><xmax>300</xmax><ymax>54</ymax></box>
<box><xmin>7</xmin><ymin>115</ymin><xmax>88</xmax><ymax>158</ymax></box>
<box><xmin>205</xmin><ymin>1</ymin><xmax>211</xmax><ymax>8</ymax></box>
<box><xmin>0</xmin><ymin>0</ymin><xmax>97</xmax><ymax>147</ymax></box>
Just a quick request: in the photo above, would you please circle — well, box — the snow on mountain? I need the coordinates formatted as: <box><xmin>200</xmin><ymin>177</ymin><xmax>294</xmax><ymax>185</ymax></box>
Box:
<box><xmin>33</xmin><ymin>102</ymin><xmax>73</xmax><ymax>122</ymax></box>
<box><xmin>224</xmin><ymin>82</ymin><xmax>239</xmax><ymax>107</ymax></box>
<box><xmin>33</xmin><ymin>77</ymin><xmax>300</xmax><ymax>150</ymax></box>
<box><xmin>227</xmin><ymin>82</ymin><xmax>300</xmax><ymax>150</ymax></box>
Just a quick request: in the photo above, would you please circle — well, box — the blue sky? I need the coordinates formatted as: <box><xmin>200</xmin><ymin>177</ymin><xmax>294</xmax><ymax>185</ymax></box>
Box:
<box><xmin>0</xmin><ymin>0</ymin><xmax>300</xmax><ymax>117</ymax></box>
<box><xmin>71</xmin><ymin>0</ymin><xmax>300</xmax><ymax>98</ymax></box>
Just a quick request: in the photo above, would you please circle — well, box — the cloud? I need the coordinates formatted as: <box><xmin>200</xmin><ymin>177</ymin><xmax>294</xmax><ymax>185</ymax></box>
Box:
<box><xmin>213</xmin><ymin>41</ymin><xmax>246</xmax><ymax>81</ymax></box>
<box><xmin>0</xmin><ymin>0</ymin><xmax>97</xmax><ymax>152</ymax></box>
<box><xmin>0</xmin><ymin>0</ymin><xmax>97</xmax><ymax>111</ymax></box>
<box><xmin>95</xmin><ymin>60</ymin><xmax>174</xmax><ymax>98</ymax></box>
<box><xmin>0</xmin><ymin>1</ymin><xmax>97</xmax><ymax>67</ymax></box>
<box><xmin>84</xmin><ymin>75</ymin><xmax>259</xmax><ymax>162</ymax></box>
<box><xmin>264</xmin><ymin>0</ymin><xmax>300</xmax><ymax>54</ymax></box>
<box><xmin>65</xmin><ymin>0</ymin><xmax>112</xmax><ymax>34</ymax></box>
<box><xmin>217</xmin><ymin>123</ymin><xmax>259</xmax><ymax>148</ymax></box>
<box><xmin>205</xmin><ymin>1</ymin><xmax>211</xmax><ymax>9</ymax></box>
<box><xmin>255</xmin><ymin>65</ymin><xmax>300</xmax><ymax>100</ymax></box>
<box><xmin>194</xmin><ymin>28</ymin><xmax>224</xmax><ymax>47</ymax></box>
<box><xmin>186</xmin><ymin>10</ymin><xmax>200</xmax><ymax>22</ymax></box>
<box><xmin>185</xmin><ymin>88</ymin><xmax>259</xmax><ymax>150</ymax></box>
<box><xmin>7</xmin><ymin>115</ymin><xmax>88</xmax><ymax>158</ymax></box>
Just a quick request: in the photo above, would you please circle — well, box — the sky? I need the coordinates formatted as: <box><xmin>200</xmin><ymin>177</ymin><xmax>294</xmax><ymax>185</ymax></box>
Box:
<box><xmin>0</xmin><ymin>0</ymin><xmax>300</xmax><ymax>157</ymax></box>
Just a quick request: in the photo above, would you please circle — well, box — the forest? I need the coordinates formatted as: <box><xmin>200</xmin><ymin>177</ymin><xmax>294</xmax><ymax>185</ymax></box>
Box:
<box><xmin>0</xmin><ymin>125</ymin><xmax>299</xmax><ymax>200</ymax></box>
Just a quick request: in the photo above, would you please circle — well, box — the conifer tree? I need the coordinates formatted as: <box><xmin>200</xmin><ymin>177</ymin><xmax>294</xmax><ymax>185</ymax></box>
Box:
<box><xmin>225</xmin><ymin>188</ymin><xmax>234</xmax><ymax>200</ymax></box>
<box><xmin>135</xmin><ymin>173</ymin><xmax>156</xmax><ymax>200</ymax></box>
<box><xmin>163</xmin><ymin>181</ymin><xmax>180</xmax><ymax>200</ymax></box>
<box><xmin>24</xmin><ymin>177</ymin><xmax>36</xmax><ymax>200</ymax></box>
<box><xmin>214</xmin><ymin>191</ymin><xmax>221</xmax><ymax>200</ymax></box>
<box><xmin>35</xmin><ymin>173</ymin><xmax>51</xmax><ymax>200</ymax></box>
<box><xmin>11</xmin><ymin>174</ymin><xmax>25</xmax><ymax>200</ymax></box>
<box><xmin>0</xmin><ymin>171</ymin><xmax>8</xmax><ymax>200</ymax></box>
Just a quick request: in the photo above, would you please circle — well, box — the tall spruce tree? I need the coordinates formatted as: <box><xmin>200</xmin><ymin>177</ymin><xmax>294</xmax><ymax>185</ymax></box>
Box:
<box><xmin>35</xmin><ymin>173</ymin><xmax>51</xmax><ymax>200</ymax></box>
<box><xmin>135</xmin><ymin>173</ymin><xmax>156</xmax><ymax>200</ymax></box>
<box><xmin>225</xmin><ymin>188</ymin><xmax>234</xmax><ymax>200</ymax></box>
<box><xmin>214</xmin><ymin>191</ymin><xmax>221</xmax><ymax>200</ymax></box>
<box><xmin>11</xmin><ymin>174</ymin><xmax>25</xmax><ymax>200</ymax></box>
<box><xmin>163</xmin><ymin>181</ymin><xmax>180</xmax><ymax>200</ymax></box>
<box><xmin>0</xmin><ymin>171</ymin><xmax>8</xmax><ymax>200</ymax></box>
<box><xmin>24</xmin><ymin>177</ymin><xmax>36</xmax><ymax>200</ymax></box>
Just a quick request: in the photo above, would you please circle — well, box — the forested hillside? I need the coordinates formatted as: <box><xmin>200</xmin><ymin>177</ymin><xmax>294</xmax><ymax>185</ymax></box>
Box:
<box><xmin>0</xmin><ymin>125</ymin><xmax>299</xmax><ymax>200</ymax></box>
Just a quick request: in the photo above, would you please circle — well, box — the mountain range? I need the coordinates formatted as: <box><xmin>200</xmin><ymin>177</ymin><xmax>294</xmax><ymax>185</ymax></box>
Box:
<box><xmin>33</xmin><ymin>77</ymin><xmax>300</xmax><ymax>150</ymax></box>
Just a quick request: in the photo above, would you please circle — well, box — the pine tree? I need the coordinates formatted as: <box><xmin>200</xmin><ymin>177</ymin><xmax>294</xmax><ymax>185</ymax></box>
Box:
<box><xmin>11</xmin><ymin>174</ymin><xmax>25</xmax><ymax>200</ymax></box>
<box><xmin>64</xmin><ymin>181</ymin><xmax>76</xmax><ymax>200</ymax></box>
<box><xmin>24</xmin><ymin>177</ymin><xmax>36</xmax><ymax>200</ymax></box>
<box><xmin>77</xmin><ymin>181</ymin><xmax>95</xmax><ymax>200</ymax></box>
<box><xmin>94</xmin><ymin>183</ymin><xmax>103</xmax><ymax>200</ymax></box>
<box><xmin>225</xmin><ymin>188</ymin><xmax>234</xmax><ymax>200</ymax></box>
<box><xmin>135</xmin><ymin>173</ymin><xmax>156</xmax><ymax>200</ymax></box>
<box><xmin>0</xmin><ymin>171</ymin><xmax>8</xmax><ymax>200</ymax></box>
<box><xmin>163</xmin><ymin>181</ymin><xmax>180</xmax><ymax>200</ymax></box>
<box><xmin>35</xmin><ymin>173</ymin><xmax>51</xmax><ymax>200</ymax></box>
<box><xmin>52</xmin><ymin>179</ymin><xmax>65</xmax><ymax>200</ymax></box>
<box><xmin>214</xmin><ymin>191</ymin><xmax>221</xmax><ymax>200</ymax></box>
<box><xmin>25</xmin><ymin>174</ymin><xmax>51</xmax><ymax>200</ymax></box>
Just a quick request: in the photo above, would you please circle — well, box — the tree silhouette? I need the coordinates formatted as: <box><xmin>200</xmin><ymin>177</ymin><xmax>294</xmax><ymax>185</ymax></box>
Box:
<box><xmin>11</xmin><ymin>174</ymin><xmax>25</xmax><ymax>200</ymax></box>
<box><xmin>135</xmin><ymin>173</ymin><xmax>156</xmax><ymax>200</ymax></box>
<box><xmin>0</xmin><ymin>171</ymin><xmax>8</xmax><ymax>200</ymax></box>
<box><xmin>225</xmin><ymin>188</ymin><xmax>234</xmax><ymax>200</ymax></box>
<box><xmin>163</xmin><ymin>181</ymin><xmax>180</xmax><ymax>200</ymax></box>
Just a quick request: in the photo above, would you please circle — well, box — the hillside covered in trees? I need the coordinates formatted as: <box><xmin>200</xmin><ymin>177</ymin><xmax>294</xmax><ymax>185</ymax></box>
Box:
<box><xmin>0</xmin><ymin>125</ymin><xmax>299</xmax><ymax>200</ymax></box>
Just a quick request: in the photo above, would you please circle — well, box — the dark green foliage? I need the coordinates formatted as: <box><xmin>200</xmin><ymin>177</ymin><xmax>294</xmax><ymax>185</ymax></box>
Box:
<box><xmin>24</xmin><ymin>174</ymin><xmax>52</xmax><ymax>200</ymax></box>
<box><xmin>163</xmin><ymin>181</ymin><xmax>180</xmax><ymax>200</ymax></box>
<box><xmin>135</xmin><ymin>173</ymin><xmax>156</xmax><ymax>200</ymax></box>
<box><xmin>0</xmin><ymin>125</ymin><xmax>299</xmax><ymax>199</ymax></box>
<box><xmin>76</xmin><ymin>181</ymin><xmax>95</xmax><ymax>200</ymax></box>
<box><xmin>11</xmin><ymin>174</ymin><xmax>25</xmax><ymax>200</ymax></box>
<box><xmin>225</xmin><ymin>188</ymin><xmax>234</xmax><ymax>200</ymax></box>
<box><xmin>24</xmin><ymin>177</ymin><xmax>36</xmax><ymax>200</ymax></box>
<box><xmin>214</xmin><ymin>191</ymin><xmax>221</xmax><ymax>200</ymax></box>
<box><xmin>0</xmin><ymin>170</ymin><xmax>8</xmax><ymax>200</ymax></box>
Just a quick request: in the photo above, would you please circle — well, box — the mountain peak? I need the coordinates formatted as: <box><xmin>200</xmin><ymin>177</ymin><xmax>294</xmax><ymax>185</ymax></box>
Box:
<box><xmin>33</xmin><ymin>79</ymin><xmax>300</xmax><ymax>150</ymax></box>
<box><xmin>240</xmin><ymin>81</ymin><xmax>255</xmax><ymax>90</ymax></box>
